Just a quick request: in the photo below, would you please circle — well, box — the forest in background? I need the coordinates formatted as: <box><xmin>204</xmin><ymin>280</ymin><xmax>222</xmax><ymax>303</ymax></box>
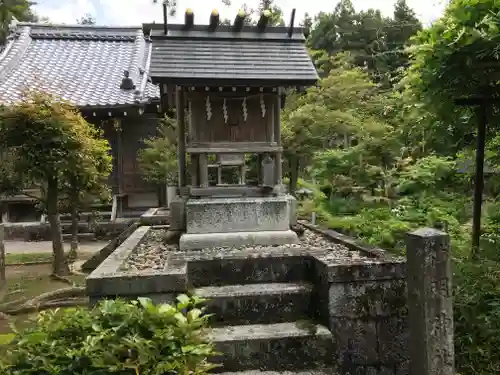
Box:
<box><xmin>1</xmin><ymin>0</ymin><xmax>499</xmax><ymax>373</ymax></box>
<box><xmin>275</xmin><ymin>1</ymin><xmax>500</xmax><ymax>374</ymax></box>
<box><xmin>138</xmin><ymin>2</ymin><xmax>500</xmax><ymax>373</ymax></box>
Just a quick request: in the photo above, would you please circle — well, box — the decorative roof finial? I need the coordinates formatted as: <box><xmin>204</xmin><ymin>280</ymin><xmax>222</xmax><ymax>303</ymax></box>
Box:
<box><xmin>120</xmin><ymin>70</ymin><xmax>135</xmax><ymax>90</ymax></box>
<box><xmin>8</xmin><ymin>16</ymin><xmax>19</xmax><ymax>32</ymax></box>
<box><xmin>184</xmin><ymin>8</ymin><xmax>194</xmax><ymax>29</ymax></box>
<box><xmin>209</xmin><ymin>9</ymin><xmax>219</xmax><ymax>31</ymax></box>
<box><xmin>234</xmin><ymin>9</ymin><xmax>245</xmax><ymax>32</ymax></box>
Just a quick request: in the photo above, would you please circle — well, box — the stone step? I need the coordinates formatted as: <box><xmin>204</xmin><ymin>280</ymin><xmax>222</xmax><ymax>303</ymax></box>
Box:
<box><xmin>188</xmin><ymin>252</ymin><xmax>314</xmax><ymax>287</ymax></box>
<box><xmin>208</xmin><ymin>322</ymin><xmax>333</xmax><ymax>373</ymax></box>
<box><xmin>195</xmin><ymin>282</ymin><xmax>313</xmax><ymax>326</ymax></box>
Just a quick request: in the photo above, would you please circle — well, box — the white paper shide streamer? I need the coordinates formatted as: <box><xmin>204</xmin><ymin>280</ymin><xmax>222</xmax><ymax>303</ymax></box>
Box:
<box><xmin>242</xmin><ymin>97</ymin><xmax>248</xmax><ymax>121</ymax></box>
<box><xmin>205</xmin><ymin>95</ymin><xmax>212</xmax><ymax>120</ymax></box>
<box><xmin>223</xmin><ymin>98</ymin><xmax>228</xmax><ymax>123</ymax></box>
<box><xmin>260</xmin><ymin>94</ymin><xmax>266</xmax><ymax>118</ymax></box>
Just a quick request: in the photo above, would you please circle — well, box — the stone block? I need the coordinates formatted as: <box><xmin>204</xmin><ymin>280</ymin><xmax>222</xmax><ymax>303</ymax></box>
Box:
<box><xmin>324</xmin><ymin>260</ymin><xmax>406</xmax><ymax>283</ymax></box>
<box><xmin>180</xmin><ymin>230</ymin><xmax>299</xmax><ymax>250</ymax></box>
<box><xmin>194</xmin><ymin>282</ymin><xmax>312</xmax><ymax>326</ymax></box>
<box><xmin>208</xmin><ymin>322</ymin><xmax>333</xmax><ymax>372</ymax></box>
<box><xmin>377</xmin><ymin>315</ymin><xmax>409</xmax><ymax>365</ymax></box>
<box><xmin>169</xmin><ymin>196</ymin><xmax>186</xmax><ymax>231</ymax></box>
<box><xmin>332</xmin><ymin>318</ymin><xmax>378</xmax><ymax>366</ymax></box>
<box><xmin>187</xmin><ymin>252</ymin><xmax>314</xmax><ymax>287</ymax></box>
<box><xmin>185</xmin><ymin>196</ymin><xmax>290</xmax><ymax>234</ymax></box>
<box><xmin>328</xmin><ymin>280</ymin><xmax>407</xmax><ymax>318</ymax></box>
<box><xmin>395</xmin><ymin>360</ymin><xmax>409</xmax><ymax>375</ymax></box>
<box><xmin>287</xmin><ymin>194</ymin><xmax>297</xmax><ymax>226</ymax></box>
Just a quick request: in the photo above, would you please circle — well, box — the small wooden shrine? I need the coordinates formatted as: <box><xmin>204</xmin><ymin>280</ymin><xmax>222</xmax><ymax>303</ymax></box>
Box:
<box><xmin>149</xmin><ymin>7</ymin><xmax>318</xmax><ymax>249</ymax></box>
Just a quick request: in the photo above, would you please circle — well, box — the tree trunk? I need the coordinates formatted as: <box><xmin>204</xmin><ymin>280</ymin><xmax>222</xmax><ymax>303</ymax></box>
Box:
<box><xmin>289</xmin><ymin>155</ymin><xmax>299</xmax><ymax>196</ymax></box>
<box><xmin>47</xmin><ymin>177</ymin><xmax>70</xmax><ymax>276</ymax></box>
<box><xmin>0</xmin><ymin>223</ymin><xmax>5</xmax><ymax>292</ymax></box>
<box><xmin>68</xmin><ymin>194</ymin><xmax>79</xmax><ymax>260</ymax></box>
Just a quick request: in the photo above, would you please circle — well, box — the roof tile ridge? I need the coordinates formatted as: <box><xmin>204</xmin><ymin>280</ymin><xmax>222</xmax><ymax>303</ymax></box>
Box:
<box><xmin>0</xmin><ymin>26</ymin><xmax>32</xmax><ymax>82</ymax></box>
<box><xmin>136</xmin><ymin>38</ymin><xmax>154</xmax><ymax>103</ymax></box>
<box><xmin>128</xmin><ymin>29</ymin><xmax>146</xmax><ymax>101</ymax></box>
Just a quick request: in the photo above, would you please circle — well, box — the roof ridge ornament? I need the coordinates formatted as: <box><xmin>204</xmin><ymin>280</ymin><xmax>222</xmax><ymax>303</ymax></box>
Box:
<box><xmin>184</xmin><ymin>8</ymin><xmax>194</xmax><ymax>30</ymax></box>
<box><xmin>233</xmin><ymin>9</ymin><xmax>246</xmax><ymax>32</ymax></box>
<box><xmin>120</xmin><ymin>70</ymin><xmax>136</xmax><ymax>90</ymax></box>
<box><xmin>8</xmin><ymin>16</ymin><xmax>19</xmax><ymax>33</ymax></box>
<box><xmin>208</xmin><ymin>9</ymin><xmax>219</xmax><ymax>31</ymax></box>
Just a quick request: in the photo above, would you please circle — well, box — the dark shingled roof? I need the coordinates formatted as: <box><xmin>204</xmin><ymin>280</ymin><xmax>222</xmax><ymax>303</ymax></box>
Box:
<box><xmin>0</xmin><ymin>23</ymin><xmax>160</xmax><ymax>108</ymax></box>
<box><xmin>149</xmin><ymin>24</ymin><xmax>318</xmax><ymax>86</ymax></box>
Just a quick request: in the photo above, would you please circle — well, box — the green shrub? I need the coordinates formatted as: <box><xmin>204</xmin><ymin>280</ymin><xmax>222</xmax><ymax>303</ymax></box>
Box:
<box><xmin>454</xmin><ymin>258</ymin><xmax>500</xmax><ymax>375</ymax></box>
<box><xmin>0</xmin><ymin>295</ymin><xmax>218</xmax><ymax>375</ymax></box>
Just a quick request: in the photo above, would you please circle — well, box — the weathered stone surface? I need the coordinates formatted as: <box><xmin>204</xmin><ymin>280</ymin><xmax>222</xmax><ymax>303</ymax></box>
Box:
<box><xmin>185</xmin><ymin>196</ymin><xmax>291</xmax><ymax>234</ymax></box>
<box><xmin>377</xmin><ymin>315</ymin><xmax>409</xmax><ymax>364</ymax></box>
<box><xmin>86</xmin><ymin>270</ymin><xmax>187</xmax><ymax>296</ymax></box>
<box><xmin>328</xmin><ymin>280</ymin><xmax>407</xmax><ymax>318</ymax></box>
<box><xmin>180</xmin><ymin>230</ymin><xmax>299</xmax><ymax>250</ymax></box>
<box><xmin>195</xmin><ymin>282</ymin><xmax>312</xmax><ymax>325</ymax></box>
<box><xmin>366</xmin><ymin>366</ymin><xmax>395</xmax><ymax>375</ymax></box>
<box><xmin>322</xmin><ymin>260</ymin><xmax>406</xmax><ymax>283</ymax></box>
<box><xmin>140</xmin><ymin>207</ymin><xmax>170</xmax><ymax>225</ymax></box>
<box><xmin>86</xmin><ymin>226</ymin><xmax>187</xmax><ymax>296</ymax></box>
<box><xmin>288</xmin><ymin>195</ymin><xmax>298</xmax><ymax>226</ymax></box>
<box><xmin>81</xmin><ymin>221</ymin><xmax>139</xmax><ymax>272</ymax></box>
<box><xmin>395</xmin><ymin>360</ymin><xmax>409</xmax><ymax>375</ymax></box>
<box><xmin>209</xmin><ymin>322</ymin><xmax>333</xmax><ymax>372</ymax></box>
<box><xmin>169</xmin><ymin>196</ymin><xmax>186</xmax><ymax>231</ymax></box>
<box><xmin>406</xmin><ymin>228</ymin><xmax>454</xmax><ymax>375</ymax></box>
<box><xmin>187</xmin><ymin>254</ymin><xmax>314</xmax><ymax>287</ymax></box>
<box><xmin>331</xmin><ymin>318</ymin><xmax>378</xmax><ymax>366</ymax></box>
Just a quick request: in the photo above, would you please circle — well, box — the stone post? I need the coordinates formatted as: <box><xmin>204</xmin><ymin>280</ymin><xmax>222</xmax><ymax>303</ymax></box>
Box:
<box><xmin>405</xmin><ymin>228</ymin><xmax>454</xmax><ymax>375</ymax></box>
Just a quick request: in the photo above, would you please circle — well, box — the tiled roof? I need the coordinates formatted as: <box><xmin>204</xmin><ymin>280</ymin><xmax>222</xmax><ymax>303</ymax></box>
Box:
<box><xmin>0</xmin><ymin>23</ymin><xmax>160</xmax><ymax>108</ymax></box>
<box><xmin>149</xmin><ymin>24</ymin><xmax>318</xmax><ymax>86</ymax></box>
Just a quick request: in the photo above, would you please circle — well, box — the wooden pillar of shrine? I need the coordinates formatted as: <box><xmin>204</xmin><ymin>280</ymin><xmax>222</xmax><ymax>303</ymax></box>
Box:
<box><xmin>176</xmin><ymin>87</ymin><xmax>187</xmax><ymax>189</ymax></box>
<box><xmin>274</xmin><ymin>92</ymin><xmax>282</xmax><ymax>185</ymax></box>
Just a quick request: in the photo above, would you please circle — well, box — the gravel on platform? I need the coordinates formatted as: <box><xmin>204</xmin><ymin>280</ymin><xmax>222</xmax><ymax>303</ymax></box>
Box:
<box><xmin>119</xmin><ymin>229</ymin><xmax>176</xmax><ymax>272</ymax></box>
<box><xmin>120</xmin><ymin>227</ymin><xmax>366</xmax><ymax>272</ymax></box>
<box><xmin>204</xmin><ymin>229</ymin><xmax>361</xmax><ymax>257</ymax></box>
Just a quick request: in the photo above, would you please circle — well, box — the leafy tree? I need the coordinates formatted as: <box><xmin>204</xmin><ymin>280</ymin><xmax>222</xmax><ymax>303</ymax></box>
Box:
<box><xmin>0</xmin><ymin>92</ymin><xmax>111</xmax><ymax>276</ymax></box>
<box><xmin>404</xmin><ymin>0</ymin><xmax>500</xmax><ymax>151</ymax></box>
<box><xmin>62</xmin><ymin>129</ymin><xmax>112</xmax><ymax>259</ymax></box>
<box><xmin>137</xmin><ymin>114</ymin><xmax>178</xmax><ymax>196</ymax></box>
<box><xmin>77</xmin><ymin>13</ymin><xmax>95</xmax><ymax>25</ymax></box>
<box><xmin>307</xmin><ymin>0</ymin><xmax>421</xmax><ymax>83</ymax></box>
<box><xmin>0</xmin><ymin>0</ymin><xmax>37</xmax><ymax>44</ymax></box>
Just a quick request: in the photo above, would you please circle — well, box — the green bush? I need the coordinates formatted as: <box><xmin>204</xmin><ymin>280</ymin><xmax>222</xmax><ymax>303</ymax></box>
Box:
<box><xmin>454</xmin><ymin>258</ymin><xmax>500</xmax><ymax>375</ymax></box>
<box><xmin>0</xmin><ymin>295</ymin><xmax>218</xmax><ymax>375</ymax></box>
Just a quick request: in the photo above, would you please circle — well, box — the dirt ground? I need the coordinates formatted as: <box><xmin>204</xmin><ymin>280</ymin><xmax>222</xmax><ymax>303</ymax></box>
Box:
<box><xmin>4</xmin><ymin>240</ymin><xmax>108</xmax><ymax>254</ymax></box>
<box><xmin>1</xmin><ymin>240</ymin><xmax>107</xmax><ymax>336</ymax></box>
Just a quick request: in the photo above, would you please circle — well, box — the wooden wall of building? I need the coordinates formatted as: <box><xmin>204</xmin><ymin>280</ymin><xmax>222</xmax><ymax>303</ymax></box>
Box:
<box><xmin>188</xmin><ymin>92</ymin><xmax>277</xmax><ymax>143</ymax></box>
<box><xmin>98</xmin><ymin>115</ymin><xmax>160</xmax><ymax>196</ymax></box>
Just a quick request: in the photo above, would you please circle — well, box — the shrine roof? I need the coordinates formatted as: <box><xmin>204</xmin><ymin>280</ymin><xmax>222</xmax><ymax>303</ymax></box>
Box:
<box><xmin>149</xmin><ymin>23</ymin><xmax>319</xmax><ymax>86</ymax></box>
<box><xmin>0</xmin><ymin>23</ymin><xmax>160</xmax><ymax>108</ymax></box>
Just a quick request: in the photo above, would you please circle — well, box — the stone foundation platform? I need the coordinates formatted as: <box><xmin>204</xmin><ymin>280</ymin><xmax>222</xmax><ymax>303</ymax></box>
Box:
<box><xmin>185</xmin><ymin>196</ymin><xmax>293</xmax><ymax>234</ymax></box>
<box><xmin>180</xmin><ymin>229</ymin><xmax>299</xmax><ymax>250</ymax></box>
<box><xmin>86</xmin><ymin>224</ymin><xmax>409</xmax><ymax>374</ymax></box>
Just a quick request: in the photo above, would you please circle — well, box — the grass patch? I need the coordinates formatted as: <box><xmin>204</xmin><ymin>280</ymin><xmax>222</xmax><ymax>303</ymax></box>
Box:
<box><xmin>0</xmin><ymin>274</ymin><xmax>87</xmax><ymax>336</ymax></box>
<box><xmin>2</xmin><ymin>274</ymin><xmax>85</xmax><ymax>304</ymax></box>
<box><xmin>5</xmin><ymin>252</ymin><xmax>53</xmax><ymax>265</ymax></box>
<box><xmin>5</xmin><ymin>251</ymin><xmax>94</xmax><ymax>265</ymax></box>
